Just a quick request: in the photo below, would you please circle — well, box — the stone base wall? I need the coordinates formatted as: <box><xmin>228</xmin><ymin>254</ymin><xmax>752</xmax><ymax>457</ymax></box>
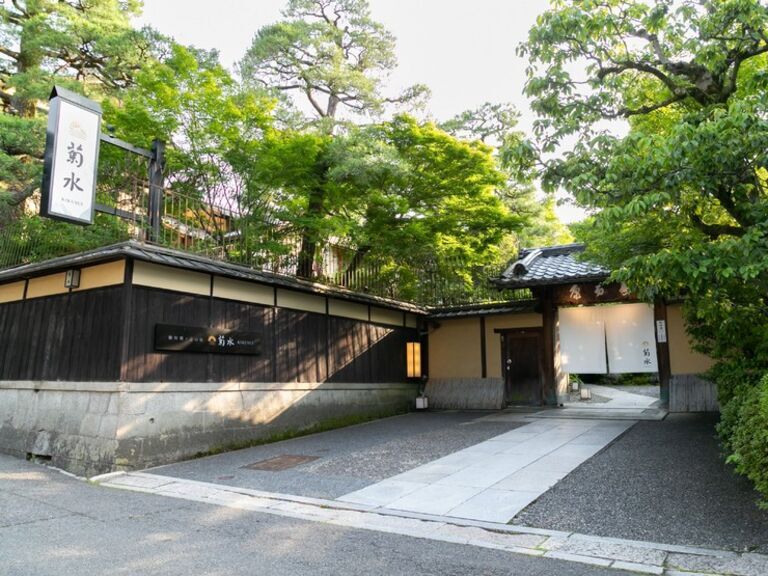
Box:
<box><xmin>424</xmin><ymin>378</ymin><xmax>505</xmax><ymax>410</ymax></box>
<box><xmin>0</xmin><ymin>381</ymin><xmax>417</xmax><ymax>477</ymax></box>
<box><xmin>669</xmin><ymin>374</ymin><xmax>719</xmax><ymax>413</ymax></box>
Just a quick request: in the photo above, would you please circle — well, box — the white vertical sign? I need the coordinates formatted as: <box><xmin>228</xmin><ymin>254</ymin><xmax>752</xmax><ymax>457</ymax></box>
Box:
<box><xmin>40</xmin><ymin>86</ymin><xmax>102</xmax><ymax>225</ymax></box>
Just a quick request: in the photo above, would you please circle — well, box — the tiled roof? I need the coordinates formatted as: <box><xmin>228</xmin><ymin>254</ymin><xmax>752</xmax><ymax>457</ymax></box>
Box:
<box><xmin>0</xmin><ymin>241</ymin><xmax>427</xmax><ymax>314</ymax></box>
<box><xmin>427</xmin><ymin>300</ymin><xmax>537</xmax><ymax>319</ymax></box>
<box><xmin>493</xmin><ymin>244</ymin><xmax>609</xmax><ymax>288</ymax></box>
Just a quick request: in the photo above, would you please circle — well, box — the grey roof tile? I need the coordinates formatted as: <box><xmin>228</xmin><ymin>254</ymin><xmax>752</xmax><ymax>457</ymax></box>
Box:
<box><xmin>494</xmin><ymin>244</ymin><xmax>609</xmax><ymax>288</ymax></box>
<box><xmin>0</xmin><ymin>240</ymin><xmax>426</xmax><ymax>314</ymax></box>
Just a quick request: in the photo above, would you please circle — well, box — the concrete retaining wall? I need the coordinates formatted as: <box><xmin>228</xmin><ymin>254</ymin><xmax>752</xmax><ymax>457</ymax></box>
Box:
<box><xmin>0</xmin><ymin>381</ymin><xmax>417</xmax><ymax>477</ymax></box>
<box><xmin>424</xmin><ymin>378</ymin><xmax>505</xmax><ymax>410</ymax></box>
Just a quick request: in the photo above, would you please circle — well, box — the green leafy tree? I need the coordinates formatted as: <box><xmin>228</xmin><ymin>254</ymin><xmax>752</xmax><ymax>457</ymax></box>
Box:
<box><xmin>246</xmin><ymin>115</ymin><xmax>519</xmax><ymax>300</ymax></box>
<box><xmin>239</xmin><ymin>0</ymin><xmax>429</xmax><ymax>276</ymax></box>
<box><xmin>338</xmin><ymin>115</ymin><xmax>517</xmax><ymax>300</ymax></box>
<box><xmin>104</xmin><ymin>44</ymin><xmax>274</xmax><ymax>253</ymax></box>
<box><xmin>0</xmin><ymin>0</ymin><xmax>160</xmax><ymax>209</ymax></box>
<box><xmin>518</xmin><ymin>0</ymin><xmax>768</xmax><ymax>496</ymax></box>
<box><xmin>442</xmin><ymin>102</ymin><xmax>573</xmax><ymax>256</ymax></box>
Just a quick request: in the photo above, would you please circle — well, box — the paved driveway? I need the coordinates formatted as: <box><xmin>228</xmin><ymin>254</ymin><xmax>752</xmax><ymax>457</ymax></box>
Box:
<box><xmin>150</xmin><ymin>411</ymin><xmax>527</xmax><ymax>499</ymax></box>
<box><xmin>338</xmin><ymin>417</ymin><xmax>632</xmax><ymax>522</ymax></box>
<box><xmin>140</xmin><ymin>404</ymin><xmax>768</xmax><ymax>553</ymax></box>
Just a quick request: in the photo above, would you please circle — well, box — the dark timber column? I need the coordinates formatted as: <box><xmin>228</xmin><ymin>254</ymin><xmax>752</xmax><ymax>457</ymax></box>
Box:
<box><xmin>654</xmin><ymin>299</ymin><xmax>671</xmax><ymax>404</ymax></box>
<box><xmin>480</xmin><ymin>316</ymin><xmax>487</xmax><ymax>378</ymax></box>
<box><xmin>541</xmin><ymin>287</ymin><xmax>557</xmax><ymax>405</ymax></box>
<box><xmin>118</xmin><ymin>258</ymin><xmax>134</xmax><ymax>382</ymax></box>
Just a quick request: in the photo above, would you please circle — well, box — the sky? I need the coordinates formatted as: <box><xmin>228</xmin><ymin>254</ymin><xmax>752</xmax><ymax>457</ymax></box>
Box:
<box><xmin>136</xmin><ymin>0</ymin><xmax>588</xmax><ymax>222</ymax></box>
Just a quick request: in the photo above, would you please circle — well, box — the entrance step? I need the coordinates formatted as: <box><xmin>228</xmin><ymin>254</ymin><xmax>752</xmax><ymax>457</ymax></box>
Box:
<box><xmin>530</xmin><ymin>407</ymin><xmax>667</xmax><ymax>421</ymax></box>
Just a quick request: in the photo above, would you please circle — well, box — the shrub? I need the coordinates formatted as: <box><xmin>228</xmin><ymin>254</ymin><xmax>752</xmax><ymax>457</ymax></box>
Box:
<box><xmin>726</xmin><ymin>373</ymin><xmax>768</xmax><ymax>507</ymax></box>
<box><xmin>711</xmin><ymin>359</ymin><xmax>764</xmax><ymax>454</ymax></box>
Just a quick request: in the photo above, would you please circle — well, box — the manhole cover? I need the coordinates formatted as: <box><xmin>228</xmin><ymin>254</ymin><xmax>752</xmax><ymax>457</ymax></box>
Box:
<box><xmin>242</xmin><ymin>455</ymin><xmax>319</xmax><ymax>471</ymax></box>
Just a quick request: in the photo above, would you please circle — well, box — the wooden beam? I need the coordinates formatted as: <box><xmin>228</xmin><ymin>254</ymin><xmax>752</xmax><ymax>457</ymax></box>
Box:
<box><xmin>654</xmin><ymin>299</ymin><xmax>672</xmax><ymax>404</ymax></box>
<box><xmin>480</xmin><ymin>316</ymin><xmax>487</xmax><ymax>378</ymax></box>
<box><xmin>541</xmin><ymin>287</ymin><xmax>557</xmax><ymax>405</ymax></box>
<box><xmin>118</xmin><ymin>258</ymin><xmax>133</xmax><ymax>382</ymax></box>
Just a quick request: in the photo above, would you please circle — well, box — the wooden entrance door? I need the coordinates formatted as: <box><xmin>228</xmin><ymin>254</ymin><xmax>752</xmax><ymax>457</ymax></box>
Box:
<box><xmin>501</xmin><ymin>329</ymin><xmax>543</xmax><ymax>405</ymax></box>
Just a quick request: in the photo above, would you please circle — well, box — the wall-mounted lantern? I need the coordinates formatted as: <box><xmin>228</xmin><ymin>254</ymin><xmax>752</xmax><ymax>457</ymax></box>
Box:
<box><xmin>406</xmin><ymin>341</ymin><xmax>422</xmax><ymax>379</ymax></box>
<box><xmin>64</xmin><ymin>269</ymin><xmax>81</xmax><ymax>288</ymax></box>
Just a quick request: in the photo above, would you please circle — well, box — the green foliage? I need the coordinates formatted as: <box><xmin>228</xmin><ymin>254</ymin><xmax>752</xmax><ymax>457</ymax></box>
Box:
<box><xmin>246</xmin><ymin>114</ymin><xmax>519</xmax><ymax>300</ymax></box>
<box><xmin>0</xmin><ymin>0</ymin><xmax>167</xmax><ymax>260</ymax></box>
<box><xmin>726</xmin><ymin>373</ymin><xmax>768</xmax><ymax>508</ymax></box>
<box><xmin>239</xmin><ymin>0</ymin><xmax>428</xmax><ymax>124</ymax></box>
<box><xmin>442</xmin><ymin>102</ymin><xmax>572</xmax><ymax>257</ymax></box>
<box><xmin>0</xmin><ymin>210</ymin><xmax>129</xmax><ymax>267</ymax></box>
<box><xmin>105</xmin><ymin>43</ymin><xmax>274</xmax><ymax>206</ymax></box>
<box><xmin>602</xmin><ymin>373</ymin><xmax>658</xmax><ymax>387</ymax></box>
<box><xmin>519</xmin><ymin>0</ymin><xmax>768</xmax><ymax>502</ymax></box>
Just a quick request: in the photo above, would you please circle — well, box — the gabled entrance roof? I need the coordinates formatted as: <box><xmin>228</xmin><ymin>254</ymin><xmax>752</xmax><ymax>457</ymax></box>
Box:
<box><xmin>493</xmin><ymin>243</ymin><xmax>609</xmax><ymax>288</ymax></box>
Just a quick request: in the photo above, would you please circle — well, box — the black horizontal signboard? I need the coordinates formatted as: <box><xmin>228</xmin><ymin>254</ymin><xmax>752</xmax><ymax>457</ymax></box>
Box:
<box><xmin>155</xmin><ymin>324</ymin><xmax>261</xmax><ymax>355</ymax></box>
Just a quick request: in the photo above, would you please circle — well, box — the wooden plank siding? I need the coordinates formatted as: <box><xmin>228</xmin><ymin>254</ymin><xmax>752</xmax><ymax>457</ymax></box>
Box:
<box><xmin>0</xmin><ymin>287</ymin><xmax>123</xmax><ymax>381</ymax></box>
<box><xmin>125</xmin><ymin>286</ymin><xmax>417</xmax><ymax>383</ymax></box>
<box><xmin>123</xmin><ymin>287</ymin><xmax>414</xmax><ymax>383</ymax></box>
<box><xmin>0</xmin><ymin>276</ymin><xmax>417</xmax><ymax>384</ymax></box>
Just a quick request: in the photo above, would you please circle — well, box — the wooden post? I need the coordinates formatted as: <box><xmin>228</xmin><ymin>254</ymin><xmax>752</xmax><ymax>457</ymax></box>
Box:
<box><xmin>118</xmin><ymin>259</ymin><xmax>134</xmax><ymax>382</ymax></box>
<box><xmin>148</xmin><ymin>139</ymin><xmax>165</xmax><ymax>243</ymax></box>
<box><xmin>541</xmin><ymin>287</ymin><xmax>557</xmax><ymax>405</ymax></box>
<box><xmin>480</xmin><ymin>316</ymin><xmax>487</xmax><ymax>378</ymax></box>
<box><xmin>654</xmin><ymin>299</ymin><xmax>672</xmax><ymax>404</ymax></box>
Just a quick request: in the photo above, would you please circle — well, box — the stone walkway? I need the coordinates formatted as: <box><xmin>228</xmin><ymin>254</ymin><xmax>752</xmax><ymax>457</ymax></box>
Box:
<box><xmin>542</xmin><ymin>383</ymin><xmax>668</xmax><ymax>421</ymax></box>
<box><xmin>336</xmin><ymin>418</ymin><xmax>634</xmax><ymax>523</ymax></box>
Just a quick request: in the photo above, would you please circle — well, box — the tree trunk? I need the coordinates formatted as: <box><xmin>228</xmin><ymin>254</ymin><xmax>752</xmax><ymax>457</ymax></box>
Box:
<box><xmin>296</xmin><ymin>186</ymin><xmax>324</xmax><ymax>278</ymax></box>
<box><xmin>12</xmin><ymin>16</ymin><xmax>43</xmax><ymax>118</ymax></box>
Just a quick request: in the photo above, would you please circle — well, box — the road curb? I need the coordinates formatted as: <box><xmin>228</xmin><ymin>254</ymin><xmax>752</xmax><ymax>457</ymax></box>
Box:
<box><xmin>95</xmin><ymin>471</ymin><xmax>766</xmax><ymax>576</ymax></box>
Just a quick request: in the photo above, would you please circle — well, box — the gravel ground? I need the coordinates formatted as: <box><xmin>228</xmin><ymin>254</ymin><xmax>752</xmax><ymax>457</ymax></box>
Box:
<box><xmin>152</xmin><ymin>411</ymin><xmax>525</xmax><ymax>499</ymax></box>
<box><xmin>513</xmin><ymin>413</ymin><xmax>768</xmax><ymax>552</ymax></box>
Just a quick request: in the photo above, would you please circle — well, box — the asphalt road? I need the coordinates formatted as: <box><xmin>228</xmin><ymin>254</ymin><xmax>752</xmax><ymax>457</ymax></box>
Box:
<box><xmin>0</xmin><ymin>455</ymin><xmax>621</xmax><ymax>576</ymax></box>
<box><xmin>514</xmin><ymin>413</ymin><xmax>768</xmax><ymax>552</ymax></box>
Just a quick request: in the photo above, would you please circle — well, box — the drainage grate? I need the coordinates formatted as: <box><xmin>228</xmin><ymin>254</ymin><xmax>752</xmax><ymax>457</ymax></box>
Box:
<box><xmin>241</xmin><ymin>455</ymin><xmax>319</xmax><ymax>471</ymax></box>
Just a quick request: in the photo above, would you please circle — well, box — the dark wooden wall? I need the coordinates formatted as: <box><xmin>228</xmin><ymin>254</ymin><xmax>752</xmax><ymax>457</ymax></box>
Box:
<box><xmin>123</xmin><ymin>286</ymin><xmax>415</xmax><ymax>383</ymax></box>
<box><xmin>0</xmin><ymin>287</ymin><xmax>123</xmax><ymax>381</ymax></box>
<box><xmin>0</xmin><ymin>282</ymin><xmax>415</xmax><ymax>383</ymax></box>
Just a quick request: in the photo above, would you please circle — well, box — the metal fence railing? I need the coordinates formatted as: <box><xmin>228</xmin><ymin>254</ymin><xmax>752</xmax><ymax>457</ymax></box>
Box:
<box><xmin>0</xmin><ymin>149</ymin><xmax>530</xmax><ymax>306</ymax></box>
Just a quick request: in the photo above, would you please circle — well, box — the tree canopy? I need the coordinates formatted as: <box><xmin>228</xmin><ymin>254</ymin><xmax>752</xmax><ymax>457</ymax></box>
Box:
<box><xmin>519</xmin><ymin>0</ymin><xmax>768</xmax><ymax>497</ymax></box>
<box><xmin>0</xmin><ymin>0</ymin><xmax>542</xmax><ymax>304</ymax></box>
<box><xmin>519</xmin><ymin>0</ymin><xmax>768</xmax><ymax>360</ymax></box>
<box><xmin>239</xmin><ymin>0</ymin><xmax>428</xmax><ymax>127</ymax></box>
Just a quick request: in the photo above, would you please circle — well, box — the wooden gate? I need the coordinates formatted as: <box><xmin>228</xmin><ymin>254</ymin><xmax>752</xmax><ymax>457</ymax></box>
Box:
<box><xmin>500</xmin><ymin>328</ymin><xmax>543</xmax><ymax>406</ymax></box>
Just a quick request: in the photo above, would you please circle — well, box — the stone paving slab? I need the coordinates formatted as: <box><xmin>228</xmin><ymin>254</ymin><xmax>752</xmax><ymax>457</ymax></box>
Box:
<box><xmin>444</xmin><ymin>488</ymin><xmax>540</xmax><ymax>523</ymax></box>
<box><xmin>666</xmin><ymin>552</ymin><xmax>768</xmax><ymax>576</ymax></box>
<box><xmin>386</xmin><ymin>483</ymin><xmax>480</xmax><ymax>515</ymax></box>
<box><xmin>98</xmin><ymin>471</ymin><xmax>768</xmax><ymax>575</ymax></box>
<box><xmin>337</xmin><ymin>417</ymin><xmax>634</xmax><ymax>523</ymax></box>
